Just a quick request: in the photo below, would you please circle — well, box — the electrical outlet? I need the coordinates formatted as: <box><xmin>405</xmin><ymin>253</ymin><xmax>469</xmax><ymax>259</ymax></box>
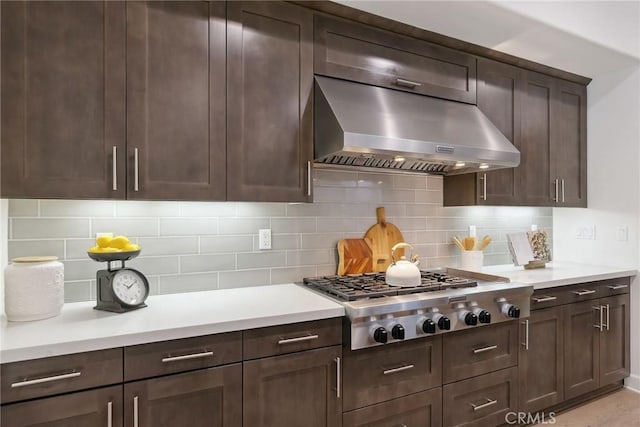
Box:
<box><xmin>576</xmin><ymin>225</ymin><xmax>596</xmax><ymax>240</ymax></box>
<box><xmin>259</xmin><ymin>229</ymin><xmax>272</xmax><ymax>250</ymax></box>
<box><xmin>616</xmin><ymin>226</ymin><xmax>628</xmax><ymax>242</ymax></box>
<box><xmin>531</xmin><ymin>224</ymin><xmax>538</xmax><ymax>231</ymax></box>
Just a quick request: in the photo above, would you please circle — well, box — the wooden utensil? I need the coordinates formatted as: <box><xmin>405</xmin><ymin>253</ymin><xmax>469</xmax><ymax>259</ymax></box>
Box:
<box><xmin>478</xmin><ymin>235</ymin><xmax>492</xmax><ymax>251</ymax></box>
<box><xmin>364</xmin><ymin>207</ymin><xmax>405</xmax><ymax>272</ymax></box>
<box><xmin>452</xmin><ymin>236</ymin><xmax>465</xmax><ymax>251</ymax></box>
<box><xmin>337</xmin><ymin>238</ymin><xmax>373</xmax><ymax>275</ymax></box>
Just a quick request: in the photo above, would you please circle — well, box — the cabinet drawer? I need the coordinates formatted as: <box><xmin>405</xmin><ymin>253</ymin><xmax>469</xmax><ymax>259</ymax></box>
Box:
<box><xmin>343</xmin><ymin>388</ymin><xmax>442</xmax><ymax>427</ymax></box>
<box><xmin>243</xmin><ymin>318</ymin><xmax>341</xmax><ymax>359</ymax></box>
<box><xmin>314</xmin><ymin>14</ymin><xmax>476</xmax><ymax>104</ymax></box>
<box><xmin>442</xmin><ymin>322</ymin><xmax>518</xmax><ymax>383</ymax></box>
<box><xmin>443</xmin><ymin>367</ymin><xmax>517</xmax><ymax>427</ymax></box>
<box><xmin>1</xmin><ymin>348</ymin><xmax>122</xmax><ymax>404</ymax></box>
<box><xmin>598</xmin><ymin>277</ymin><xmax>631</xmax><ymax>296</ymax></box>
<box><xmin>343</xmin><ymin>337</ymin><xmax>442</xmax><ymax>411</ymax></box>
<box><xmin>530</xmin><ymin>288</ymin><xmax>568</xmax><ymax>309</ymax></box>
<box><xmin>124</xmin><ymin>331</ymin><xmax>241</xmax><ymax>381</ymax></box>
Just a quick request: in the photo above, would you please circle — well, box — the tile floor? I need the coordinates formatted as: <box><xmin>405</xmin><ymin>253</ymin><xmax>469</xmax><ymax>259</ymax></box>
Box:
<box><xmin>532</xmin><ymin>388</ymin><xmax>640</xmax><ymax>427</ymax></box>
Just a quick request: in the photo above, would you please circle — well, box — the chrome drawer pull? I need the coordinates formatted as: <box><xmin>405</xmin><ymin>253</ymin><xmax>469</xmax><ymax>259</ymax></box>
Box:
<box><xmin>471</xmin><ymin>398</ymin><xmax>498</xmax><ymax>411</ymax></box>
<box><xmin>161</xmin><ymin>351</ymin><xmax>214</xmax><ymax>363</ymax></box>
<box><xmin>394</xmin><ymin>78</ymin><xmax>422</xmax><ymax>88</ymax></box>
<box><xmin>573</xmin><ymin>289</ymin><xmax>596</xmax><ymax>296</ymax></box>
<box><xmin>278</xmin><ymin>334</ymin><xmax>319</xmax><ymax>345</ymax></box>
<box><xmin>335</xmin><ymin>357</ymin><xmax>341</xmax><ymax>398</ymax></box>
<box><xmin>532</xmin><ymin>296</ymin><xmax>557</xmax><ymax>303</ymax></box>
<box><xmin>11</xmin><ymin>371</ymin><xmax>81</xmax><ymax>388</ymax></box>
<box><xmin>107</xmin><ymin>401</ymin><xmax>113</xmax><ymax>427</ymax></box>
<box><xmin>383</xmin><ymin>364</ymin><xmax>415</xmax><ymax>375</ymax></box>
<box><xmin>608</xmin><ymin>284</ymin><xmax>628</xmax><ymax>290</ymax></box>
<box><xmin>473</xmin><ymin>345</ymin><xmax>498</xmax><ymax>354</ymax></box>
<box><xmin>133</xmin><ymin>396</ymin><xmax>139</xmax><ymax>427</ymax></box>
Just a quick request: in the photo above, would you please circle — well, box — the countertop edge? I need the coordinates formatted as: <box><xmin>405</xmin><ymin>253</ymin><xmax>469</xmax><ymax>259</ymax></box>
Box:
<box><xmin>532</xmin><ymin>269</ymin><xmax>638</xmax><ymax>290</ymax></box>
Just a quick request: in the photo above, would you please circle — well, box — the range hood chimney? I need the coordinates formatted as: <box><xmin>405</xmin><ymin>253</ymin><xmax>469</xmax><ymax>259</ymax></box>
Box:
<box><xmin>314</xmin><ymin>76</ymin><xmax>519</xmax><ymax>175</ymax></box>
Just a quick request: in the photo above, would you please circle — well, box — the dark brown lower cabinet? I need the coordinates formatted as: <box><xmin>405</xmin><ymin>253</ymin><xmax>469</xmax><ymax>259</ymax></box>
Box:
<box><xmin>124</xmin><ymin>364</ymin><xmax>242</xmax><ymax>427</ymax></box>
<box><xmin>598</xmin><ymin>294</ymin><xmax>630</xmax><ymax>386</ymax></box>
<box><xmin>519</xmin><ymin>306</ymin><xmax>564</xmax><ymax>414</ymax></box>
<box><xmin>1</xmin><ymin>385</ymin><xmax>123</xmax><ymax>427</ymax></box>
<box><xmin>243</xmin><ymin>346</ymin><xmax>342</xmax><ymax>427</ymax></box>
<box><xmin>443</xmin><ymin>367</ymin><xmax>517</xmax><ymax>427</ymax></box>
<box><xmin>343</xmin><ymin>388</ymin><xmax>442</xmax><ymax>427</ymax></box>
<box><xmin>563</xmin><ymin>300</ymin><xmax>600</xmax><ymax>400</ymax></box>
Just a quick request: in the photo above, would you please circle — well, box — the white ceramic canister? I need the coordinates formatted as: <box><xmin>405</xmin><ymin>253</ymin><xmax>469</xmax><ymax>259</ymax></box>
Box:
<box><xmin>4</xmin><ymin>256</ymin><xmax>64</xmax><ymax>321</ymax></box>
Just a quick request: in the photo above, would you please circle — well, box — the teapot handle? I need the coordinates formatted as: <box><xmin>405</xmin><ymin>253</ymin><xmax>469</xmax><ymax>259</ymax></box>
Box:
<box><xmin>391</xmin><ymin>242</ymin><xmax>413</xmax><ymax>264</ymax></box>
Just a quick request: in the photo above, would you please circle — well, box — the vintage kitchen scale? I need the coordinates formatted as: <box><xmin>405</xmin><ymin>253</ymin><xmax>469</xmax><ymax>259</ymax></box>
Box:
<box><xmin>88</xmin><ymin>250</ymin><xmax>149</xmax><ymax>313</ymax></box>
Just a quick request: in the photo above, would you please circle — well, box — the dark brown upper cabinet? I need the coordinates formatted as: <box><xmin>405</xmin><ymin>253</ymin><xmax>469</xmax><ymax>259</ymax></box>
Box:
<box><xmin>126</xmin><ymin>1</ymin><xmax>226</xmax><ymax>201</ymax></box>
<box><xmin>1</xmin><ymin>1</ymin><xmax>126</xmax><ymax>199</ymax></box>
<box><xmin>444</xmin><ymin>58</ymin><xmax>522</xmax><ymax>206</ymax></box>
<box><xmin>314</xmin><ymin>14</ymin><xmax>476</xmax><ymax>104</ymax></box>
<box><xmin>226</xmin><ymin>1</ymin><xmax>313</xmax><ymax>202</ymax></box>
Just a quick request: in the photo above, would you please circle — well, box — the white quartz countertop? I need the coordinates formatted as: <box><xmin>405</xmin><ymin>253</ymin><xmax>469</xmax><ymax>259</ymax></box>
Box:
<box><xmin>0</xmin><ymin>283</ymin><xmax>345</xmax><ymax>364</ymax></box>
<box><xmin>467</xmin><ymin>261</ymin><xmax>636</xmax><ymax>290</ymax></box>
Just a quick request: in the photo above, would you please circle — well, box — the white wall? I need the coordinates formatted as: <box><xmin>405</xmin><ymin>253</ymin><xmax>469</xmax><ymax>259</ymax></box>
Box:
<box><xmin>0</xmin><ymin>199</ymin><xmax>7</xmax><ymax>310</ymax></box>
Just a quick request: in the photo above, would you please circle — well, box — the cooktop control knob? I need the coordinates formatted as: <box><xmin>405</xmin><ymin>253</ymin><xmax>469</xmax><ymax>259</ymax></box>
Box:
<box><xmin>391</xmin><ymin>324</ymin><xmax>405</xmax><ymax>340</ymax></box>
<box><xmin>460</xmin><ymin>310</ymin><xmax>478</xmax><ymax>326</ymax></box>
<box><xmin>432</xmin><ymin>313</ymin><xmax>451</xmax><ymax>330</ymax></box>
<box><xmin>501</xmin><ymin>303</ymin><xmax>521</xmax><ymax>318</ymax></box>
<box><xmin>420</xmin><ymin>318</ymin><xmax>436</xmax><ymax>334</ymax></box>
<box><xmin>372</xmin><ymin>326</ymin><xmax>388</xmax><ymax>344</ymax></box>
<box><xmin>473</xmin><ymin>308</ymin><xmax>492</xmax><ymax>324</ymax></box>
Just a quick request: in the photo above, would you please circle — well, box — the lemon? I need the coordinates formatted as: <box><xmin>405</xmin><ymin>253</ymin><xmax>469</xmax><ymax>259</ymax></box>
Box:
<box><xmin>100</xmin><ymin>247</ymin><xmax>121</xmax><ymax>253</ymax></box>
<box><xmin>109</xmin><ymin>235</ymin><xmax>130</xmax><ymax>249</ymax></box>
<box><xmin>88</xmin><ymin>246</ymin><xmax>101</xmax><ymax>253</ymax></box>
<box><xmin>123</xmin><ymin>243</ymin><xmax>140</xmax><ymax>252</ymax></box>
<box><xmin>96</xmin><ymin>235</ymin><xmax>112</xmax><ymax>248</ymax></box>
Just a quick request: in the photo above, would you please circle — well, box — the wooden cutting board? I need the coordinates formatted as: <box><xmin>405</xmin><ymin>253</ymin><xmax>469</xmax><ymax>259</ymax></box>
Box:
<box><xmin>337</xmin><ymin>238</ymin><xmax>373</xmax><ymax>275</ymax></box>
<box><xmin>364</xmin><ymin>207</ymin><xmax>405</xmax><ymax>272</ymax></box>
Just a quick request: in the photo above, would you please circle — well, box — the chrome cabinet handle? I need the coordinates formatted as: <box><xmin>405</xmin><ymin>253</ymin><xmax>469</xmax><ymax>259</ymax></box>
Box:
<box><xmin>480</xmin><ymin>173</ymin><xmax>487</xmax><ymax>201</ymax></box>
<box><xmin>561</xmin><ymin>179</ymin><xmax>565</xmax><ymax>203</ymax></box>
<box><xmin>521</xmin><ymin>319</ymin><xmax>529</xmax><ymax>350</ymax></box>
<box><xmin>335</xmin><ymin>357</ymin><xmax>341</xmax><ymax>398</ymax></box>
<box><xmin>470</xmin><ymin>398</ymin><xmax>498</xmax><ymax>411</ymax></box>
<box><xmin>608</xmin><ymin>284</ymin><xmax>628</xmax><ymax>290</ymax></box>
<box><xmin>134</xmin><ymin>148</ymin><xmax>140</xmax><ymax>192</ymax></box>
<box><xmin>473</xmin><ymin>344</ymin><xmax>498</xmax><ymax>354</ymax></box>
<box><xmin>383</xmin><ymin>364</ymin><xmax>414</xmax><ymax>375</ymax></box>
<box><xmin>573</xmin><ymin>289</ymin><xmax>596</xmax><ymax>296</ymax></box>
<box><xmin>554</xmin><ymin>179</ymin><xmax>559</xmax><ymax>202</ymax></box>
<box><xmin>11</xmin><ymin>371</ymin><xmax>81</xmax><ymax>388</ymax></box>
<box><xmin>604</xmin><ymin>304</ymin><xmax>610</xmax><ymax>331</ymax></box>
<box><xmin>278</xmin><ymin>334</ymin><xmax>319</xmax><ymax>345</ymax></box>
<box><xmin>133</xmin><ymin>396</ymin><xmax>139</xmax><ymax>427</ymax></box>
<box><xmin>394</xmin><ymin>78</ymin><xmax>422</xmax><ymax>88</ymax></box>
<box><xmin>307</xmin><ymin>161</ymin><xmax>312</xmax><ymax>197</ymax></box>
<box><xmin>532</xmin><ymin>295</ymin><xmax>557</xmax><ymax>303</ymax></box>
<box><xmin>161</xmin><ymin>351</ymin><xmax>214</xmax><ymax>363</ymax></box>
<box><xmin>107</xmin><ymin>401</ymin><xmax>113</xmax><ymax>427</ymax></box>
<box><xmin>112</xmin><ymin>146</ymin><xmax>118</xmax><ymax>191</ymax></box>
<box><xmin>593</xmin><ymin>306</ymin><xmax>603</xmax><ymax>331</ymax></box>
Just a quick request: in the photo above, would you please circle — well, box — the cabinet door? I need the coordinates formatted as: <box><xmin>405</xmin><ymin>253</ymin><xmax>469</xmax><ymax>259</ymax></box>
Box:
<box><xmin>124</xmin><ymin>364</ymin><xmax>242</xmax><ymax>427</ymax></box>
<box><xmin>314</xmin><ymin>14</ymin><xmax>476</xmax><ymax>104</ymax></box>
<box><xmin>126</xmin><ymin>1</ymin><xmax>226</xmax><ymax>200</ymax></box>
<box><xmin>520</xmin><ymin>71</ymin><xmax>555</xmax><ymax>206</ymax></box>
<box><xmin>243</xmin><ymin>346</ymin><xmax>341</xmax><ymax>427</ymax></box>
<box><xmin>599</xmin><ymin>294</ymin><xmax>630</xmax><ymax>385</ymax></box>
<box><xmin>563</xmin><ymin>300</ymin><xmax>599</xmax><ymax>399</ymax></box>
<box><xmin>342</xmin><ymin>388</ymin><xmax>442</xmax><ymax>427</ymax></box>
<box><xmin>1</xmin><ymin>385</ymin><xmax>122</xmax><ymax>427</ymax></box>
<box><xmin>1</xmin><ymin>1</ymin><xmax>126</xmax><ymax>199</ymax></box>
<box><xmin>519</xmin><ymin>307</ymin><xmax>564</xmax><ymax>414</ymax></box>
<box><xmin>552</xmin><ymin>80</ymin><xmax>587</xmax><ymax>207</ymax></box>
<box><xmin>227</xmin><ymin>1</ymin><xmax>313</xmax><ymax>202</ymax></box>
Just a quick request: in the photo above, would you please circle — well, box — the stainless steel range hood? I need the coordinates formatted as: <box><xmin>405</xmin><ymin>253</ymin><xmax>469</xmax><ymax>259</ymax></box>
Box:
<box><xmin>314</xmin><ymin>76</ymin><xmax>520</xmax><ymax>175</ymax></box>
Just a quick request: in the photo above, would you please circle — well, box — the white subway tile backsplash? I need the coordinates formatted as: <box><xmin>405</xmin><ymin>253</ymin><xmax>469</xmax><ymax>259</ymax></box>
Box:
<box><xmin>6</xmin><ymin>170</ymin><xmax>553</xmax><ymax>302</ymax></box>
<box><xmin>218</xmin><ymin>218</ymin><xmax>269</xmax><ymax>235</ymax></box>
<box><xmin>41</xmin><ymin>200</ymin><xmax>115</xmax><ymax>217</ymax></box>
<box><xmin>161</xmin><ymin>218</ymin><xmax>217</xmax><ymax>236</ymax></box>
<box><xmin>8</xmin><ymin>239</ymin><xmax>65</xmax><ymax>259</ymax></box>
<box><xmin>8</xmin><ymin>199</ymin><xmax>38</xmax><ymax>217</ymax></box>
<box><xmin>181</xmin><ymin>254</ymin><xmax>236</xmax><ymax>273</ymax></box>
<box><xmin>92</xmin><ymin>218</ymin><xmax>158</xmax><ymax>237</ymax></box>
<box><xmin>13</xmin><ymin>218</ymin><xmax>90</xmax><ymax>239</ymax></box>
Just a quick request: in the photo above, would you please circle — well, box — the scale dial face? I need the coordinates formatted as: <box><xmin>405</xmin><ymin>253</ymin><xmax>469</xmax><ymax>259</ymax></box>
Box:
<box><xmin>112</xmin><ymin>269</ymin><xmax>149</xmax><ymax>307</ymax></box>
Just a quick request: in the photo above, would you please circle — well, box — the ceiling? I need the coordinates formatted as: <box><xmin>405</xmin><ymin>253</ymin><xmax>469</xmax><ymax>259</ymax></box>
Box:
<box><xmin>334</xmin><ymin>0</ymin><xmax>640</xmax><ymax>78</ymax></box>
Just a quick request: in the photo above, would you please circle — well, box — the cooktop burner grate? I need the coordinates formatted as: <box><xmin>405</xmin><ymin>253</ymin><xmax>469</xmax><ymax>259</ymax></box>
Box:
<box><xmin>303</xmin><ymin>271</ymin><xmax>478</xmax><ymax>301</ymax></box>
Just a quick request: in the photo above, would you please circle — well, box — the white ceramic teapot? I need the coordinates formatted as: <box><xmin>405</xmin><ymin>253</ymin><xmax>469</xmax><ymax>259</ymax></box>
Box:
<box><xmin>385</xmin><ymin>242</ymin><xmax>421</xmax><ymax>287</ymax></box>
